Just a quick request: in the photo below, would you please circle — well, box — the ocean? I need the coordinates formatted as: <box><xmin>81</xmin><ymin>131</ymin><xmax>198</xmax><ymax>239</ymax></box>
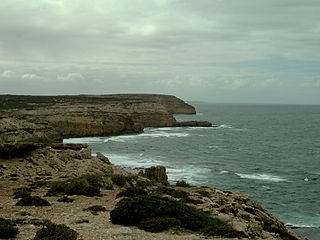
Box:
<box><xmin>64</xmin><ymin>103</ymin><xmax>320</xmax><ymax>232</ymax></box>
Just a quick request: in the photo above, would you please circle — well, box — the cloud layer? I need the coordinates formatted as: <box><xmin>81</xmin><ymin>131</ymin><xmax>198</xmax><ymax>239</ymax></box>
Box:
<box><xmin>1</xmin><ymin>0</ymin><xmax>319</xmax><ymax>104</ymax></box>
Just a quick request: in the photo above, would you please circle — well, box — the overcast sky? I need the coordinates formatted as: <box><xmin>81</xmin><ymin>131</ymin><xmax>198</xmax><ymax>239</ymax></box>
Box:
<box><xmin>1</xmin><ymin>0</ymin><xmax>319</xmax><ymax>104</ymax></box>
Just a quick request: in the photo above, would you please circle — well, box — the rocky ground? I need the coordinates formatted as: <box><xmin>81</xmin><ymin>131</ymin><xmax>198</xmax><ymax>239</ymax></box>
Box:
<box><xmin>0</xmin><ymin>145</ymin><xmax>305</xmax><ymax>240</ymax></box>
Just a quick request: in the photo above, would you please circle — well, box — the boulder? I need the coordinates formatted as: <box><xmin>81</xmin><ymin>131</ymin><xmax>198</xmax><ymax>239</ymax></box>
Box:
<box><xmin>96</xmin><ymin>152</ymin><xmax>111</xmax><ymax>164</ymax></box>
<box><xmin>138</xmin><ymin>166</ymin><xmax>168</xmax><ymax>185</ymax></box>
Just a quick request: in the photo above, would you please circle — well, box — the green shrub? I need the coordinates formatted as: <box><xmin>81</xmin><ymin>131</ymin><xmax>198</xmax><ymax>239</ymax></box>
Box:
<box><xmin>138</xmin><ymin>217</ymin><xmax>181</xmax><ymax>232</ymax></box>
<box><xmin>116</xmin><ymin>186</ymin><xmax>147</xmax><ymax>199</ymax></box>
<box><xmin>57</xmin><ymin>196</ymin><xmax>74</xmax><ymax>203</ymax></box>
<box><xmin>83</xmin><ymin>205</ymin><xmax>107</xmax><ymax>214</ymax></box>
<box><xmin>157</xmin><ymin>187</ymin><xmax>190</xmax><ymax>199</ymax></box>
<box><xmin>29</xmin><ymin>180</ymin><xmax>47</xmax><ymax>189</ymax></box>
<box><xmin>0</xmin><ymin>218</ymin><xmax>20</xmax><ymax>239</ymax></box>
<box><xmin>20</xmin><ymin>211</ymin><xmax>31</xmax><ymax>216</ymax></box>
<box><xmin>198</xmin><ymin>190</ymin><xmax>211</xmax><ymax>198</ymax></box>
<box><xmin>111</xmin><ymin>175</ymin><xmax>129</xmax><ymax>187</ymax></box>
<box><xmin>201</xmin><ymin>225</ymin><xmax>245</xmax><ymax>238</ymax></box>
<box><xmin>46</xmin><ymin>176</ymin><xmax>101</xmax><ymax>197</ymax></box>
<box><xmin>180</xmin><ymin>196</ymin><xmax>203</xmax><ymax>205</ymax></box>
<box><xmin>33</xmin><ymin>222</ymin><xmax>78</xmax><ymax>240</ymax></box>
<box><xmin>16</xmin><ymin>196</ymin><xmax>50</xmax><ymax>206</ymax></box>
<box><xmin>13</xmin><ymin>187</ymin><xmax>32</xmax><ymax>199</ymax></box>
<box><xmin>176</xmin><ymin>180</ymin><xmax>191</xmax><ymax>187</ymax></box>
<box><xmin>110</xmin><ymin>194</ymin><xmax>225</xmax><ymax>231</ymax></box>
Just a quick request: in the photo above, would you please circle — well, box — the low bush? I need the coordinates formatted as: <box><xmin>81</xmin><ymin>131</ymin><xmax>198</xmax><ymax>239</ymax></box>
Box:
<box><xmin>33</xmin><ymin>222</ymin><xmax>78</xmax><ymax>240</ymax></box>
<box><xmin>0</xmin><ymin>218</ymin><xmax>20</xmax><ymax>239</ymax></box>
<box><xmin>198</xmin><ymin>190</ymin><xmax>211</xmax><ymax>198</ymax></box>
<box><xmin>46</xmin><ymin>176</ymin><xmax>101</xmax><ymax>197</ymax></box>
<box><xmin>176</xmin><ymin>180</ymin><xmax>191</xmax><ymax>187</ymax></box>
<box><xmin>110</xmin><ymin>194</ymin><xmax>225</xmax><ymax>232</ymax></box>
<box><xmin>111</xmin><ymin>175</ymin><xmax>130</xmax><ymax>187</ymax></box>
<box><xmin>116</xmin><ymin>186</ymin><xmax>147</xmax><ymax>199</ymax></box>
<box><xmin>13</xmin><ymin>187</ymin><xmax>32</xmax><ymax>199</ymax></box>
<box><xmin>20</xmin><ymin>211</ymin><xmax>31</xmax><ymax>216</ymax></box>
<box><xmin>180</xmin><ymin>196</ymin><xmax>203</xmax><ymax>205</ymax></box>
<box><xmin>57</xmin><ymin>196</ymin><xmax>74</xmax><ymax>203</ymax></box>
<box><xmin>157</xmin><ymin>187</ymin><xmax>190</xmax><ymax>199</ymax></box>
<box><xmin>138</xmin><ymin>217</ymin><xmax>181</xmax><ymax>232</ymax></box>
<box><xmin>29</xmin><ymin>180</ymin><xmax>47</xmax><ymax>189</ymax></box>
<box><xmin>83</xmin><ymin>205</ymin><xmax>107</xmax><ymax>214</ymax></box>
<box><xmin>201</xmin><ymin>225</ymin><xmax>245</xmax><ymax>238</ymax></box>
<box><xmin>16</xmin><ymin>196</ymin><xmax>50</xmax><ymax>206</ymax></box>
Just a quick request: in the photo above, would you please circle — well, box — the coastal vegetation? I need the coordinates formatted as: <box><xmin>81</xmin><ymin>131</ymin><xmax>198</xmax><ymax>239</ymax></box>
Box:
<box><xmin>110</xmin><ymin>194</ymin><xmax>227</xmax><ymax>232</ymax></box>
<box><xmin>33</xmin><ymin>222</ymin><xmax>78</xmax><ymax>240</ymax></box>
<box><xmin>16</xmin><ymin>196</ymin><xmax>51</xmax><ymax>207</ymax></box>
<box><xmin>46</xmin><ymin>175</ymin><xmax>103</xmax><ymax>197</ymax></box>
<box><xmin>0</xmin><ymin>218</ymin><xmax>20</xmax><ymax>239</ymax></box>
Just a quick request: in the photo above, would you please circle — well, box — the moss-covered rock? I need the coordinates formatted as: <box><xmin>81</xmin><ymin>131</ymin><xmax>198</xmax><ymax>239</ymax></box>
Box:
<box><xmin>33</xmin><ymin>222</ymin><xmax>78</xmax><ymax>240</ymax></box>
<box><xmin>110</xmin><ymin>194</ymin><xmax>225</xmax><ymax>232</ymax></box>
<box><xmin>16</xmin><ymin>196</ymin><xmax>50</xmax><ymax>206</ymax></box>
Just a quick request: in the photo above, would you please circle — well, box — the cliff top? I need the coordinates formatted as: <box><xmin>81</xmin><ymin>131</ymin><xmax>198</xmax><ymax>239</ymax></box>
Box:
<box><xmin>0</xmin><ymin>94</ymin><xmax>195</xmax><ymax>114</ymax></box>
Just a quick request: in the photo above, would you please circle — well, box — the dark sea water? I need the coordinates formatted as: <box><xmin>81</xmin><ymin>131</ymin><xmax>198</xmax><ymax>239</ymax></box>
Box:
<box><xmin>64</xmin><ymin>103</ymin><xmax>320</xmax><ymax>232</ymax></box>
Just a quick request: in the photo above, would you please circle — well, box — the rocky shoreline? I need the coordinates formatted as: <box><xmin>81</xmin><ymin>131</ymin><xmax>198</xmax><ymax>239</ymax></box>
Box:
<box><xmin>0</xmin><ymin>94</ymin><xmax>306</xmax><ymax>239</ymax></box>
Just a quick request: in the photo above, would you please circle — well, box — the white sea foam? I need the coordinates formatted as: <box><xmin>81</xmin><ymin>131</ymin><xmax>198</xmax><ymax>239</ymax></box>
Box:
<box><xmin>166</xmin><ymin>166</ymin><xmax>211</xmax><ymax>185</ymax></box>
<box><xmin>219</xmin><ymin>170</ymin><xmax>229</xmax><ymax>174</ymax></box>
<box><xmin>63</xmin><ymin>137</ymin><xmax>103</xmax><ymax>144</ymax></box>
<box><xmin>105</xmin><ymin>153</ymin><xmax>166</xmax><ymax>169</ymax></box>
<box><xmin>236</xmin><ymin>173</ymin><xmax>287</xmax><ymax>182</ymax></box>
<box><xmin>286</xmin><ymin>222</ymin><xmax>319</xmax><ymax>228</ymax></box>
<box><xmin>217</xmin><ymin>124</ymin><xmax>233</xmax><ymax>129</ymax></box>
<box><xmin>186</xmin><ymin>127</ymin><xmax>214</xmax><ymax>130</ymax></box>
<box><xmin>103</xmin><ymin>131</ymin><xmax>189</xmax><ymax>142</ymax></box>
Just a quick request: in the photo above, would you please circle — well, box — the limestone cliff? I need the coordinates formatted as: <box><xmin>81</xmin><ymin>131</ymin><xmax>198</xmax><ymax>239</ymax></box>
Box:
<box><xmin>0</xmin><ymin>94</ymin><xmax>200</xmax><ymax>139</ymax></box>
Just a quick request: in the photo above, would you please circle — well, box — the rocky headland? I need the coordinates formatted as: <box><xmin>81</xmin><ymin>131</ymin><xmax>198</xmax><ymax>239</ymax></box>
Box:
<box><xmin>0</xmin><ymin>94</ymin><xmax>305</xmax><ymax>240</ymax></box>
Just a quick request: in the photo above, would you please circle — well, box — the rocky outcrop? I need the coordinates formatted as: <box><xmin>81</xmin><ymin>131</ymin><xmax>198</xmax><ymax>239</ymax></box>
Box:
<box><xmin>0</xmin><ymin>143</ymin><xmax>113</xmax><ymax>180</ymax></box>
<box><xmin>138</xmin><ymin>166</ymin><xmax>168</xmax><ymax>185</ymax></box>
<box><xmin>174</xmin><ymin>121</ymin><xmax>214</xmax><ymax>127</ymax></box>
<box><xmin>0</xmin><ymin>94</ymin><xmax>200</xmax><ymax>139</ymax></box>
<box><xmin>0</xmin><ymin>117</ymin><xmax>62</xmax><ymax>143</ymax></box>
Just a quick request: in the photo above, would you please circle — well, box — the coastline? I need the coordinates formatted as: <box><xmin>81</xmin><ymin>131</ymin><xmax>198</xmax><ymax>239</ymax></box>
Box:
<box><xmin>0</xmin><ymin>94</ymin><xmax>308</xmax><ymax>239</ymax></box>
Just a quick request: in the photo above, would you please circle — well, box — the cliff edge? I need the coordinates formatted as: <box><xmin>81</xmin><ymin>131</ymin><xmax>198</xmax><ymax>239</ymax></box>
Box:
<box><xmin>0</xmin><ymin>94</ymin><xmax>199</xmax><ymax>139</ymax></box>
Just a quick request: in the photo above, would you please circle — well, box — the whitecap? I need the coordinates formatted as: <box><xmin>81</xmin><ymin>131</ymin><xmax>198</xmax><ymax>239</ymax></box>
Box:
<box><xmin>219</xmin><ymin>170</ymin><xmax>229</xmax><ymax>174</ymax></box>
<box><xmin>236</xmin><ymin>173</ymin><xmax>287</xmax><ymax>182</ymax></box>
<box><xmin>217</xmin><ymin>124</ymin><xmax>233</xmax><ymax>129</ymax></box>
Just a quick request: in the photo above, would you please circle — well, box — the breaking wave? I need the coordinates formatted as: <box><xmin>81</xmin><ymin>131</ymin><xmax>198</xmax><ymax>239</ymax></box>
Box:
<box><xmin>236</xmin><ymin>173</ymin><xmax>287</xmax><ymax>182</ymax></box>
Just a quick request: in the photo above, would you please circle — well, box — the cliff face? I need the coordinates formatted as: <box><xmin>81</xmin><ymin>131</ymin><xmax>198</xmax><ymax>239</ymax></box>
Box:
<box><xmin>0</xmin><ymin>94</ymin><xmax>196</xmax><ymax>139</ymax></box>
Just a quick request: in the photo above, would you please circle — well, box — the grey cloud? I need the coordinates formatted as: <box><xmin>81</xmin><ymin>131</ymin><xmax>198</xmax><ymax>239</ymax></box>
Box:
<box><xmin>0</xmin><ymin>0</ymin><xmax>319</xmax><ymax>104</ymax></box>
